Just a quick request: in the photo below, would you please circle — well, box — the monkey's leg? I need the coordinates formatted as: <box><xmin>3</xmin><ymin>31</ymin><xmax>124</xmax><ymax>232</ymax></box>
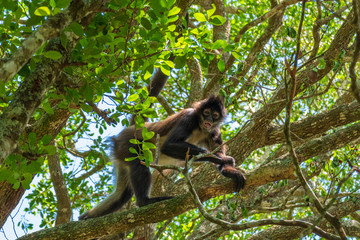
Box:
<box><xmin>129</xmin><ymin>161</ymin><xmax>173</xmax><ymax>207</ymax></box>
<box><xmin>79</xmin><ymin>164</ymin><xmax>133</xmax><ymax>220</ymax></box>
<box><xmin>79</xmin><ymin>186</ymin><xmax>133</xmax><ymax>220</ymax></box>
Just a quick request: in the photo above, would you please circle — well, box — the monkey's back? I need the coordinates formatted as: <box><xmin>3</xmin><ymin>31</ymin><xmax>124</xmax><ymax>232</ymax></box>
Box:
<box><xmin>112</xmin><ymin>109</ymin><xmax>196</xmax><ymax>163</ymax></box>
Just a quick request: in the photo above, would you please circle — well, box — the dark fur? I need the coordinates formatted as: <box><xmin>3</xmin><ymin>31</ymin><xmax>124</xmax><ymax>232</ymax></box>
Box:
<box><xmin>79</xmin><ymin>96</ymin><xmax>245</xmax><ymax>220</ymax></box>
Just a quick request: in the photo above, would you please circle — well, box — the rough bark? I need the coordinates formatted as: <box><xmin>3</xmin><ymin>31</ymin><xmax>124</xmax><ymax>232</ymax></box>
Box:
<box><xmin>266</xmin><ymin>101</ymin><xmax>360</xmax><ymax>146</ymax></box>
<box><xmin>0</xmin><ymin>181</ymin><xmax>25</xmax><ymax>228</ymax></box>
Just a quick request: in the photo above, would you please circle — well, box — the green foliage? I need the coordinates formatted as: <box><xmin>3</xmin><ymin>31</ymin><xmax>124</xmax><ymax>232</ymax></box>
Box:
<box><xmin>0</xmin><ymin>132</ymin><xmax>56</xmax><ymax>190</ymax></box>
<box><xmin>126</xmin><ymin>126</ymin><xmax>157</xmax><ymax>167</ymax></box>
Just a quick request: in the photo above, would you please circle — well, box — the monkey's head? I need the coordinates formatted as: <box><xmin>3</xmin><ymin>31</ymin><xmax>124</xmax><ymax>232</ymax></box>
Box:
<box><xmin>194</xmin><ymin>96</ymin><xmax>226</xmax><ymax>131</ymax></box>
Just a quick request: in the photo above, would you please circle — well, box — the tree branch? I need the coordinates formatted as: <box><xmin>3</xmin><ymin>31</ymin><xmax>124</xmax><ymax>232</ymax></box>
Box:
<box><xmin>266</xmin><ymin>101</ymin><xmax>360</xmax><ymax>146</ymax></box>
<box><xmin>48</xmin><ymin>143</ymin><xmax>72</xmax><ymax>226</ymax></box>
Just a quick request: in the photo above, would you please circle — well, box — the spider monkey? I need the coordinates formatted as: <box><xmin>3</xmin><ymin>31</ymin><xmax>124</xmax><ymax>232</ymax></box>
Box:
<box><xmin>79</xmin><ymin>96</ymin><xmax>246</xmax><ymax>220</ymax></box>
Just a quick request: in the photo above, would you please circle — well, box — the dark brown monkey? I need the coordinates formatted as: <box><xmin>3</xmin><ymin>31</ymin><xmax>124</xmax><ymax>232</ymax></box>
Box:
<box><xmin>79</xmin><ymin>96</ymin><xmax>245</xmax><ymax>220</ymax></box>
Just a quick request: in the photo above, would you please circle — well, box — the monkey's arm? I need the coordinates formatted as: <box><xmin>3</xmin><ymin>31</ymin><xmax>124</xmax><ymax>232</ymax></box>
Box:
<box><xmin>209</xmin><ymin>130</ymin><xmax>246</xmax><ymax>191</ymax></box>
<box><xmin>161</xmin><ymin>135</ymin><xmax>227</xmax><ymax>165</ymax></box>
<box><xmin>161</xmin><ymin>119</ymin><xmax>228</xmax><ymax>165</ymax></box>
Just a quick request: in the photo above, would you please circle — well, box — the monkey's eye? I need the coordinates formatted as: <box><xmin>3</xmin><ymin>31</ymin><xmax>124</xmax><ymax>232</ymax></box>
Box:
<box><xmin>212</xmin><ymin>112</ymin><xmax>220</xmax><ymax>120</ymax></box>
<box><xmin>203</xmin><ymin>109</ymin><xmax>211</xmax><ymax>116</ymax></box>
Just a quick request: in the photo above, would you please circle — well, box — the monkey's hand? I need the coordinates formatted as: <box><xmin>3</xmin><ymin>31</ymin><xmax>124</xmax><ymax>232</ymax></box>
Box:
<box><xmin>219</xmin><ymin>165</ymin><xmax>246</xmax><ymax>192</ymax></box>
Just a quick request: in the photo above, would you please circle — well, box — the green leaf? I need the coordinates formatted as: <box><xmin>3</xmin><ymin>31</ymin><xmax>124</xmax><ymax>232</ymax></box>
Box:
<box><xmin>318</xmin><ymin>58</ymin><xmax>326</xmax><ymax>70</ymax></box>
<box><xmin>43</xmin><ymin>145</ymin><xmax>57</xmax><ymax>155</ymax></box>
<box><xmin>135</xmin><ymin>115</ymin><xmax>145</xmax><ymax>128</ymax></box>
<box><xmin>41</xmin><ymin>134</ymin><xmax>53</xmax><ymax>145</ymax></box>
<box><xmin>333</xmin><ymin>61</ymin><xmax>341</xmax><ymax>71</ymax></box>
<box><xmin>168</xmin><ymin>24</ymin><xmax>176</xmax><ymax>32</ymax></box>
<box><xmin>128</xmin><ymin>93</ymin><xmax>139</xmax><ymax>102</ymax></box>
<box><xmin>28</xmin><ymin>132</ymin><xmax>37</xmax><ymax>148</ymax></box>
<box><xmin>34</xmin><ymin>6</ymin><xmax>51</xmax><ymax>16</ymax></box>
<box><xmin>83</xmin><ymin>84</ymin><xmax>94</xmax><ymax>102</ymax></box>
<box><xmin>168</xmin><ymin>6</ymin><xmax>181</xmax><ymax>16</ymax></box>
<box><xmin>144</xmin><ymin>71</ymin><xmax>152</xmax><ymax>80</ymax></box>
<box><xmin>217</xmin><ymin>59</ymin><xmax>225</xmax><ymax>72</ymax></box>
<box><xmin>143</xmin><ymin>142</ymin><xmax>156</xmax><ymax>150</ymax></box>
<box><xmin>24</xmin><ymin>161</ymin><xmax>42</xmax><ymax>174</ymax></box>
<box><xmin>22</xmin><ymin>173</ymin><xmax>33</xmax><ymax>189</ymax></box>
<box><xmin>70</xmin><ymin>22</ymin><xmax>84</xmax><ymax>37</ymax></box>
<box><xmin>129</xmin><ymin>139</ymin><xmax>140</xmax><ymax>144</ymax></box>
<box><xmin>56</xmin><ymin>0</ymin><xmax>71</xmax><ymax>8</ymax></box>
<box><xmin>13</xmin><ymin>182</ymin><xmax>20</xmax><ymax>190</ymax></box>
<box><xmin>149</xmin><ymin>0</ymin><xmax>169</xmax><ymax>12</ymax></box>
<box><xmin>232</xmin><ymin>52</ymin><xmax>241</xmax><ymax>60</ymax></box>
<box><xmin>60</xmin><ymin>32</ymin><xmax>68</xmax><ymax>48</ymax></box>
<box><xmin>174</xmin><ymin>55</ymin><xmax>186</xmax><ymax>69</ymax></box>
<box><xmin>80</xmin><ymin>103</ymin><xmax>92</xmax><ymax>113</ymax></box>
<box><xmin>129</xmin><ymin>147</ymin><xmax>138</xmax><ymax>154</ymax></box>
<box><xmin>207</xmin><ymin>4</ymin><xmax>216</xmax><ymax>17</ymax></box>
<box><xmin>50</xmin><ymin>0</ymin><xmax>56</xmax><ymax>8</ymax></box>
<box><xmin>286</xmin><ymin>26</ymin><xmax>297</xmax><ymax>38</ymax></box>
<box><xmin>141</xmin><ymin>17</ymin><xmax>152</xmax><ymax>30</ymax></box>
<box><xmin>212</xmin><ymin>39</ymin><xmax>227</xmax><ymax>50</ymax></box>
<box><xmin>142</xmin><ymin>128</ymin><xmax>155</xmax><ymax>141</ymax></box>
<box><xmin>43</xmin><ymin>51</ymin><xmax>63</xmax><ymax>60</ymax></box>
<box><xmin>125</xmin><ymin>157</ymin><xmax>138</xmax><ymax>161</ymax></box>
<box><xmin>164</xmin><ymin>60</ymin><xmax>175</xmax><ymax>68</ymax></box>
<box><xmin>144</xmin><ymin>149</ymin><xmax>153</xmax><ymax>166</ymax></box>
<box><xmin>42</xmin><ymin>102</ymin><xmax>54</xmax><ymax>115</ymax></box>
<box><xmin>241</xmin><ymin>206</ymin><xmax>249</xmax><ymax>217</ymax></box>
<box><xmin>210</xmin><ymin>15</ymin><xmax>226</xmax><ymax>26</ymax></box>
<box><xmin>141</xmin><ymin>99</ymin><xmax>150</xmax><ymax>110</ymax></box>
<box><xmin>160</xmin><ymin>65</ymin><xmax>171</xmax><ymax>76</ymax></box>
<box><xmin>194</xmin><ymin>13</ymin><xmax>207</xmax><ymax>22</ymax></box>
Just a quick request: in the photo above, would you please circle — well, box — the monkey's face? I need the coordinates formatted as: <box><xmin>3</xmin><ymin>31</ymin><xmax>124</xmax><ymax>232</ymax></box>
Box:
<box><xmin>201</xmin><ymin>108</ymin><xmax>221</xmax><ymax>131</ymax></box>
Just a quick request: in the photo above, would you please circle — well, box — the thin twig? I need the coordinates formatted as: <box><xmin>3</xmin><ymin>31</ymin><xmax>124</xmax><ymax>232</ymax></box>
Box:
<box><xmin>86</xmin><ymin>101</ymin><xmax>117</xmax><ymax>125</ymax></box>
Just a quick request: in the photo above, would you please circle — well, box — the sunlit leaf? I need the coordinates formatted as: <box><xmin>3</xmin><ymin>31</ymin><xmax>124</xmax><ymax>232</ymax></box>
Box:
<box><xmin>34</xmin><ymin>6</ymin><xmax>51</xmax><ymax>16</ymax></box>
<box><xmin>194</xmin><ymin>13</ymin><xmax>207</xmax><ymax>22</ymax></box>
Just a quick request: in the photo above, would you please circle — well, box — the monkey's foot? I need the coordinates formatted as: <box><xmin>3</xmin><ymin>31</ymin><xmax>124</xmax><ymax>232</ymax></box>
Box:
<box><xmin>79</xmin><ymin>212</ymin><xmax>89</xmax><ymax>221</ymax></box>
<box><xmin>137</xmin><ymin>196</ymin><xmax>173</xmax><ymax>207</ymax></box>
<box><xmin>79</xmin><ymin>211</ymin><xmax>96</xmax><ymax>221</ymax></box>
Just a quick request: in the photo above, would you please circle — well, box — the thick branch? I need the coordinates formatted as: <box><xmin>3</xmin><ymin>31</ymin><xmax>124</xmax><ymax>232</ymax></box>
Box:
<box><xmin>48</xmin><ymin>144</ymin><xmax>72</xmax><ymax>226</ymax></box>
<box><xmin>187</xmin><ymin>57</ymin><xmax>203</xmax><ymax>105</ymax></box>
<box><xmin>266</xmin><ymin>101</ymin><xmax>360</xmax><ymax>146</ymax></box>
